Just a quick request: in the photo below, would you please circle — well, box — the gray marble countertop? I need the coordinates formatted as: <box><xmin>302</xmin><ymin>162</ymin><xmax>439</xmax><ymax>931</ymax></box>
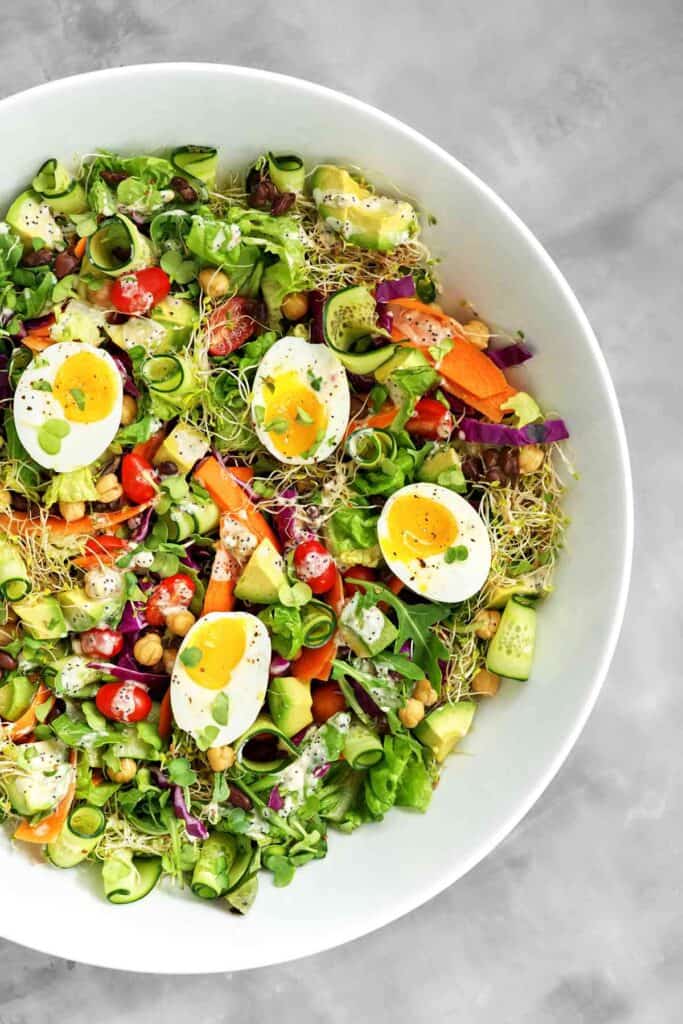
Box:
<box><xmin>0</xmin><ymin>1</ymin><xmax>679</xmax><ymax>1020</ymax></box>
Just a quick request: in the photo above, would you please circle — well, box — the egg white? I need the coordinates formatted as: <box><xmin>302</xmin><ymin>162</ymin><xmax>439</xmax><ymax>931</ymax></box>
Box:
<box><xmin>378</xmin><ymin>482</ymin><xmax>492</xmax><ymax>603</ymax></box>
<box><xmin>171</xmin><ymin>611</ymin><xmax>270</xmax><ymax>745</ymax></box>
<box><xmin>251</xmin><ymin>335</ymin><xmax>350</xmax><ymax>464</ymax></box>
<box><xmin>12</xmin><ymin>341</ymin><xmax>123</xmax><ymax>472</ymax></box>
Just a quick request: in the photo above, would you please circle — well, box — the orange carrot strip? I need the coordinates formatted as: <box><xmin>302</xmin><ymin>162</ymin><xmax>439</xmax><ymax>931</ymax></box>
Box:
<box><xmin>193</xmin><ymin>457</ymin><xmax>279</xmax><ymax>550</ymax></box>
<box><xmin>74</xmin><ymin>236</ymin><xmax>87</xmax><ymax>259</ymax></box>
<box><xmin>201</xmin><ymin>545</ymin><xmax>237</xmax><ymax>615</ymax></box>
<box><xmin>0</xmin><ymin>503</ymin><xmax>149</xmax><ymax>539</ymax></box>
<box><xmin>21</xmin><ymin>332</ymin><xmax>53</xmax><ymax>353</ymax></box>
<box><xmin>438</xmin><ymin>336</ymin><xmax>509</xmax><ymax>399</ymax></box>
<box><xmin>158</xmin><ymin>690</ymin><xmax>173</xmax><ymax>741</ymax></box>
<box><xmin>346</xmin><ymin>404</ymin><xmax>398</xmax><ymax>438</ymax></box>
<box><xmin>225</xmin><ymin>466</ymin><xmax>254</xmax><ymax>484</ymax></box>
<box><xmin>441</xmin><ymin>379</ymin><xmax>517</xmax><ymax>423</ymax></box>
<box><xmin>292</xmin><ymin>570</ymin><xmax>344</xmax><ymax>683</ymax></box>
<box><xmin>5</xmin><ymin>683</ymin><xmax>51</xmax><ymax>741</ymax></box>
<box><xmin>14</xmin><ymin>751</ymin><xmax>78</xmax><ymax>845</ymax></box>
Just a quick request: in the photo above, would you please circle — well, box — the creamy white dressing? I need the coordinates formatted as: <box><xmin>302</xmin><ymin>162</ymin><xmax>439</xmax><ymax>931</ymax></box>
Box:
<box><xmin>277</xmin><ymin>712</ymin><xmax>351</xmax><ymax>815</ymax></box>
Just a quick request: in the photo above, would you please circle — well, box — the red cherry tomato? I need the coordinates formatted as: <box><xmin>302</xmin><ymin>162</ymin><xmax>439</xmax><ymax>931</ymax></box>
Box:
<box><xmin>80</xmin><ymin>627</ymin><xmax>124</xmax><ymax>659</ymax></box>
<box><xmin>293</xmin><ymin>539</ymin><xmax>337</xmax><ymax>595</ymax></box>
<box><xmin>342</xmin><ymin>565</ymin><xmax>376</xmax><ymax>599</ymax></box>
<box><xmin>311</xmin><ymin>682</ymin><xmax>347</xmax><ymax>724</ymax></box>
<box><xmin>207</xmin><ymin>297</ymin><xmax>259</xmax><ymax>356</ymax></box>
<box><xmin>121</xmin><ymin>452</ymin><xmax>158</xmax><ymax>504</ymax></box>
<box><xmin>110</xmin><ymin>267</ymin><xmax>171</xmax><ymax>315</ymax></box>
<box><xmin>145</xmin><ymin>573</ymin><xmax>196</xmax><ymax>627</ymax></box>
<box><xmin>84</xmin><ymin>535</ymin><xmax>129</xmax><ymax>559</ymax></box>
<box><xmin>96</xmin><ymin>681</ymin><xmax>152</xmax><ymax>723</ymax></box>
<box><xmin>406</xmin><ymin>397</ymin><xmax>454</xmax><ymax>440</ymax></box>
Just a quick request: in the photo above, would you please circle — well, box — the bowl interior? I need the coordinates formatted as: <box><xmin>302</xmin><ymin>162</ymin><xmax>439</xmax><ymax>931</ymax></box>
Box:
<box><xmin>0</xmin><ymin>64</ymin><xmax>632</xmax><ymax>972</ymax></box>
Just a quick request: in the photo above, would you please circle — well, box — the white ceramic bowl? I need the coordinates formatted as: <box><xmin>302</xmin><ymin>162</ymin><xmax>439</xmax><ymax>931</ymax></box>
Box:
<box><xmin>0</xmin><ymin>64</ymin><xmax>633</xmax><ymax>973</ymax></box>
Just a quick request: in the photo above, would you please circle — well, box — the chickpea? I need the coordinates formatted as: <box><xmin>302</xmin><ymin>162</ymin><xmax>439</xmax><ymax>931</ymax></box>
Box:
<box><xmin>134</xmin><ymin>633</ymin><xmax>163</xmax><ymax>667</ymax></box>
<box><xmin>412</xmin><ymin>678</ymin><xmax>438</xmax><ymax>707</ymax></box>
<box><xmin>465</xmin><ymin>319</ymin><xmax>490</xmax><ymax>350</ymax></box>
<box><xmin>166</xmin><ymin>609</ymin><xmax>195</xmax><ymax>637</ymax></box>
<box><xmin>88</xmin><ymin>279</ymin><xmax>113</xmax><ymax>308</ymax></box>
<box><xmin>96</xmin><ymin>473</ymin><xmax>123</xmax><ymax>503</ymax></box>
<box><xmin>518</xmin><ymin>445</ymin><xmax>545</xmax><ymax>475</ymax></box>
<box><xmin>471</xmin><ymin>668</ymin><xmax>501</xmax><ymax>697</ymax></box>
<box><xmin>120</xmin><ymin>394</ymin><xmax>138</xmax><ymax>426</ymax></box>
<box><xmin>58</xmin><ymin>500</ymin><xmax>86</xmax><ymax>523</ymax></box>
<box><xmin>398</xmin><ymin>698</ymin><xmax>425</xmax><ymax>729</ymax></box>
<box><xmin>0</xmin><ymin>488</ymin><xmax>11</xmax><ymax>508</ymax></box>
<box><xmin>207</xmin><ymin>745</ymin><xmax>236</xmax><ymax>772</ymax></box>
<box><xmin>473</xmin><ymin>609</ymin><xmax>501</xmax><ymax>641</ymax></box>
<box><xmin>281</xmin><ymin>291</ymin><xmax>309</xmax><ymax>321</ymax></box>
<box><xmin>198</xmin><ymin>267</ymin><xmax>231</xmax><ymax>299</ymax></box>
<box><xmin>84</xmin><ymin>567</ymin><xmax>123</xmax><ymax>601</ymax></box>
<box><xmin>107</xmin><ymin>758</ymin><xmax>137</xmax><ymax>784</ymax></box>
<box><xmin>161</xmin><ymin>647</ymin><xmax>178</xmax><ymax>674</ymax></box>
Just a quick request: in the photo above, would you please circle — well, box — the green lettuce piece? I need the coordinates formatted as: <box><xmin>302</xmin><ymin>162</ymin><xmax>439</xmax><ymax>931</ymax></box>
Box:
<box><xmin>364</xmin><ymin>735</ymin><xmax>433</xmax><ymax>819</ymax></box>
<box><xmin>501</xmin><ymin>391</ymin><xmax>543</xmax><ymax>427</ymax></box>
<box><xmin>387</xmin><ymin>365</ymin><xmax>439</xmax><ymax>430</ymax></box>
<box><xmin>324</xmin><ymin>505</ymin><xmax>380</xmax><ymax>567</ymax></box>
<box><xmin>43</xmin><ymin>467</ymin><xmax>98</xmax><ymax>506</ymax></box>
<box><xmin>185</xmin><ymin>214</ymin><xmax>262</xmax><ymax>292</ymax></box>
<box><xmin>50</xmin><ymin>299</ymin><xmax>107</xmax><ymax>345</ymax></box>
<box><xmin>262</xmin><ymin>258</ymin><xmax>310</xmax><ymax>329</ymax></box>
<box><xmin>258</xmin><ymin>605</ymin><xmax>306</xmax><ymax>660</ymax></box>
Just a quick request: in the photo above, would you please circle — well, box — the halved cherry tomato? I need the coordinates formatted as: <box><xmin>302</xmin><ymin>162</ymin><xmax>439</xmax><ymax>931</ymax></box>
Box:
<box><xmin>80</xmin><ymin>627</ymin><xmax>124</xmax><ymax>659</ymax></box>
<box><xmin>110</xmin><ymin>267</ymin><xmax>171</xmax><ymax>315</ymax></box>
<box><xmin>145</xmin><ymin>573</ymin><xmax>196</xmax><ymax>627</ymax></box>
<box><xmin>293</xmin><ymin>539</ymin><xmax>337</xmax><ymax>595</ymax></box>
<box><xmin>96</xmin><ymin>681</ymin><xmax>152</xmax><ymax>723</ymax></box>
<box><xmin>121</xmin><ymin>452</ymin><xmax>158</xmax><ymax>504</ymax></box>
<box><xmin>406</xmin><ymin>397</ymin><xmax>454</xmax><ymax>440</ymax></box>
<box><xmin>207</xmin><ymin>297</ymin><xmax>259</xmax><ymax>356</ymax></box>
<box><xmin>311</xmin><ymin>682</ymin><xmax>347</xmax><ymax>724</ymax></box>
<box><xmin>342</xmin><ymin>565</ymin><xmax>376</xmax><ymax>598</ymax></box>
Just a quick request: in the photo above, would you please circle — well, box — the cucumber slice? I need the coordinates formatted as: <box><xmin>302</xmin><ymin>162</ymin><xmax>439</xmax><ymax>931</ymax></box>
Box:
<box><xmin>226</xmin><ymin>835</ymin><xmax>254</xmax><ymax>892</ymax></box>
<box><xmin>235</xmin><ymin>715</ymin><xmax>298</xmax><ymax>774</ymax></box>
<box><xmin>346</xmin><ymin>427</ymin><xmax>396</xmax><ymax>468</ymax></box>
<box><xmin>32</xmin><ymin>159</ymin><xmax>88</xmax><ymax>215</ymax></box>
<box><xmin>343</xmin><ymin>724</ymin><xmax>383</xmax><ymax>768</ymax></box>
<box><xmin>141</xmin><ymin>354</ymin><xmax>185</xmax><ymax>393</ymax></box>
<box><xmin>170</xmin><ymin>145</ymin><xmax>218</xmax><ymax>188</ymax></box>
<box><xmin>301</xmin><ymin>600</ymin><xmax>337</xmax><ymax>648</ymax></box>
<box><xmin>0</xmin><ymin>677</ymin><xmax>36</xmax><ymax>721</ymax></box>
<box><xmin>486</xmin><ymin>596</ymin><xmax>537</xmax><ymax>681</ymax></box>
<box><xmin>323</xmin><ymin>286</ymin><xmax>394</xmax><ymax>373</ymax></box>
<box><xmin>267</xmin><ymin>153</ymin><xmax>305</xmax><ymax>194</ymax></box>
<box><xmin>47</xmin><ymin>804</ymin><xmax>105</xmax><ymax>868</ymax></box>
<box><xmin>87</xmin><ymin>214</ymin><xmax>153</xmax><ymax>276</ymax></box>
<box><xmin>104</xmin><ymin>856</ymin><xmax>162</xmax><ymax>904</ymax></box>
<box><xmin>226</xmin><ymin>872</ymin><xmax>258</xmax><ymax>914</ymax></box>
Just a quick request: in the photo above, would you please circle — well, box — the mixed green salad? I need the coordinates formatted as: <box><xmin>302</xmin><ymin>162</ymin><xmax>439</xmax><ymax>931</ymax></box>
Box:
<box><xmin>0</xmin><ymin>146</ymin><xmax>569</xmax><ymax>912</ymax></box>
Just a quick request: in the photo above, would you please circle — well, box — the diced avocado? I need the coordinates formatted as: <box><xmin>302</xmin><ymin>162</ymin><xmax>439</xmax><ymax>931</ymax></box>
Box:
<box><xmin>1</xmin><ymin>740</ymin><xmax>73</xmax><ymax>816</ymax></box>
<box><xmin>152</xmin><ymin>423</ymin><xmax>210</xmax><ymax>475</ymax></box>
<box><xmin>50</xmin><ymin>299</ymin><xmax>107</xmax><ymax>346</ymax></box>
<box><xmin>106</xmin><ymin>315</ymin><xmax>170</xmax><ymax>353</ymax></box>
<box><xmin>13</xmin><ymin>594</ymin><xmax>67</xmax><ymax>639</ymax></box>
<box><xmin>487</xmin><ymin>581</ymin><xmax>550</xmax><ymax>609</ymax></box>
<box><xmin>0</xmin><ymin>677</ymin><xmax>36</xmax><ymax>721</ymax></box>
<box><xmin>311</xmin><ymin>165</ymin><xmax>419</xmax><ymax>252</ymax></box>
<box><xmin>486</xmin><ymin>596</ymin><xmax>536</xmax><ymax>681</ymax></box>
<box><xmin>268</xmin><ymin>676</ymin><xmax>313</xmax><ymax>737</ymax></box>
<box><xmin>151</xmin><ymin>296</ymin><xmax>199</xmax><ymax>346</ymax></box>
<box><xmin>5</xmin><ymin>189</ymin><xmax>63</xmax><ymax>249</ymax></box>
<box><xmin>373</xmin><ymin>345</ymin><xmax>430</xmax><ymax>384</ymax></box>
<box><xmin>415</xmin><ymin>701</ymin><xmax>476</xmax><ymax>763</ymax></box>
<box><xmin>234</xmin><ymin>539</ymin><xmax>286</xmax><ymax>604</ymax></box>
<box><xmin>418</xmin><ymin>447</ymin><xmax>466</xmax><ymax>492</ymax></box>
<box><xmin>339</xmin><ymin>594</ymin><xmax>398</xmax><ymax>657</ymax></box>
<box><xmin>53</xmin><ymin>656</ymin><xmax>100</xmax><ymax>697</ymax></box>
<box><xmin>57</xmin><ymin>588</ymin><xmax>122</xmax><ymax>633</ymax></box>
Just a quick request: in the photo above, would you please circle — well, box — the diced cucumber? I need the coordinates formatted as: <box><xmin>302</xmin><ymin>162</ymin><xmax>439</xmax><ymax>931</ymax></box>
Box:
<box><xmin>486</xmin><ymin>596</ymin><xmax>537</xmax><ymax>681</ymax></box>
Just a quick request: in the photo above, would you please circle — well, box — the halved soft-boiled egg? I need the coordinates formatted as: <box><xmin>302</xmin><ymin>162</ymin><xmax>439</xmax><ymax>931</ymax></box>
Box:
<box><xmin>171</xmin><ymin>611</ymin><xmax>270</xmax><ymax>745</ymax></box>
<box><xmin>378</xmin><ymin>482</ymin><xmax>492</xmax><ymax>603</ymax></box>
<box><xmin>251</xmin><ymin>336</ymin><xmax>350</xmax><ymax>464</ymax></box>
<box><xmin>13</xmin><ymin>341</ymin><xmax>123</xmax><ymax>473</ymax></box>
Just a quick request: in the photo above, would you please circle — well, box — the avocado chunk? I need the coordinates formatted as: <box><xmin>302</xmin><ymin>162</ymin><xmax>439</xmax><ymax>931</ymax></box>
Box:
<box><xmin>234</xmin><ymin>539</ymin><xmax>286</xmax><ymax>604</ymax></box>
<box><xmin>487</xmin><ymin>581</ymin><xmax>550</xmax><ymax>609</ymax></box>
<box><xmin>152</xmin><ymin>423</ymin><xmax>210</xmax><ymax>475</ymax></box>
<box><xmin>311</xmin><ymin>165</ymin><xmax>419</xmax><ymax>252</ymax></box>
<box><xmin>57</xmin><ymin>588</ymin><xmax>122</xmax><ymax>633</ymax></box>
<box><xmin>106</xmin><ymin>315</ymin><xmax>169</xmax><ymax>353</ymax></box>
<box><xmin>0</xmin><ymin>677</ymin><xmax>36</xmax><ymax>721</ymax></box>
<box><xmin>418</xmin><ymin>447</ymin><xmax>466</xmax><ymax>493</ymax></box>
<box><xmin>373</xmin><ymin>345</ymin><xmax>430</xmax><ymax>384</ymax></box>
<box><xmin>1</xmin><ymin>740</ymin><xmax>74</xmax><ymax>817</ymax></box>
<box><xmin>415</xmin><ymin>701</ymin><xmax>476</xmax><ymax>762</ymax></box>
<box><xmin>151</xmin><ymin>296</ymin><xmax>199</xmax><ymax>346</ymax></box>
<box><xmin>339</xmin><ymin>594</ymin><xmax>398</xmax><ymax>657</ymax></box>
<box><xmin>5</xmin><ymin>189</ymin><xmax>63</xmax><ymax>249</ymax></box>
<box><xmin>14</xmin><ymin>594</ymin><xmax>67</xmax><ymax>639</ymax></box>
<box><xmin>268</xmin><ymin>675</ymin><xmax>313</xmax><ymax>737</ymax></box>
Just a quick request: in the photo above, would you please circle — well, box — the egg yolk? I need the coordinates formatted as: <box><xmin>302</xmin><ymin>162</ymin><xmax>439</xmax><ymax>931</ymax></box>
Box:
<box><xmin>53</xmin><ymin>352</ymin><xmax>118</xmax><ymax>423</ymax></box>
<box><xmin>385</xmin><ymin>493</ymin><xmax>458</xmax><ymax>562</ymax></box>
<box><xmin>182</xmin><ymin>616</ymin><xmax>246</xmax><ymax>691</ymax></box>
<box><xmin>261</xmin><ymin>371</ymin><xmax>327</xmax><ymax>458</ymax></box>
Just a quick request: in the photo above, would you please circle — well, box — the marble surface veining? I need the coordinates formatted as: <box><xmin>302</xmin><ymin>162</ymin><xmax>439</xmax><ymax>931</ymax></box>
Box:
<box><xmin>0</xmin><ymin>1</ymin><xmax>681</xmax><ymax>1021</ymax></box>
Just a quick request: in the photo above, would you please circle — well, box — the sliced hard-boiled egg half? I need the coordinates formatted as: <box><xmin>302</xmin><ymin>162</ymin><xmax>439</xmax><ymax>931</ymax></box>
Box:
<box><xmin>12</xmin><ymin>341</ymin><xmax>123</xmax><ymax>473</ymax></box>
<box><xmin>171</xmin><ymin>611</ymin><xmax>271</xmax><ymax>746</ymax></box>
<box><xmin>377</xmin><ymin>482</ymin><xmax>492</xmax><ymax>603</ymax></box>
<box><xmin>251</xmin><ymin>335</ymin><xmax>350</xmax><ymax>464</ymax></box>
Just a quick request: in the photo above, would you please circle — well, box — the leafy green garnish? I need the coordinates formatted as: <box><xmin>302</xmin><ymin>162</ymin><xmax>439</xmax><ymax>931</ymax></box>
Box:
<box><xmin>167</xmin><ymin>757</ymin><xmax>198</xmax><ymax>787</ymax></box>
<box><xmin>179</xmin><ymin>646</ymin><xmax>202</xmax><ymax>668</ymax></box>
<box><xmin>70</xmin><ymin>387</ymin><xmax>86</xmax><ymax>411</ymax></box>
<box><xmin>444</xmin><ymin>545</ymin><xmax>469</xmax><ymax>563</ymax></box>
<box><xmin>211</xmin><ymin>692</ymin><xmax>230</xmax><ymax>727</ymax></box>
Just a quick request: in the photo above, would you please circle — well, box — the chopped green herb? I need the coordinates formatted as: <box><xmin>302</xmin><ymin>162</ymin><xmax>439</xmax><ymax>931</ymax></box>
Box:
<box><xmin>211</xmin><ymin>692</ymin><xmax>230</xmax><ymax>727</ymax></box>
<box><xmin>180</xmin><ymin>646</ymin><xmax>202</xmax><ymax>668</ymax></box>
<box><xmin>70</xmin><ymin>387</ymin><xmax>86</xmax><ymax>411</ymax></box>
<box><xmin>295</xmin><ymin>406</ymin><xmax>314</xmax><ymax>425</ymax></box>
<box><xmin>445</xmin><ymin>545</ymin><xmax>469</xmax><ymax>563</ymax></box>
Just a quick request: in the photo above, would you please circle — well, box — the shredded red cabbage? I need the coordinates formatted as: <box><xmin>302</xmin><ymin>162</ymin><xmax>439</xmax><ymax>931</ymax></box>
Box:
<box><xmin>290</xmin><ymin>724</ymin><xmax>313</xmax><ymax>747</ymax></box>
<box><xmin>270</xmin><ymin>653</ymin><xmax>291</xmax><ymax>676</ymax></box>
<box><xmin>87</xmin><ymin>661</ymin><xmax>168</xmax><ymax>685</ymax></box>
<box><xmin>151</xmin><ymin>767</ymin><xmax>171</xmax><ymax>790</ymax></box>
<box><xmin>119</xmin><ymin>601</ymin><xmax>147</xmax><ymax>634</ymax></box>
<box><xmin>24</xmin><ymin>312</ymin><xmax>55</xmax><ymax>331</ymax></box>
<box><xmin>375</xmin><ymin>302</ymin><xmax>394</xmax><ymax>334</ymax></box>
<box><xmin>312</xmin><ymin>763</ymin><xmax>330</xmax><ymax>780</ymax></box>
<box><xmin>350</xmin><ymin>680</ymin><xmax>385</xmax><ymax>721</ymax></box>
<box><xmin>129</xmin><ymin>506</ymin><xmax>153</xmax><ymax>542</ymax></box>
<box><xmin>374</xmin><ymin>275</ymin><xmax>415</xmax><ymax>303</ymax></box>
<box><xmin>172</xmin><ymin>785</ymin><xmax>209</xmax><ymax>840</ymax></box>
<box><xmin>487</xmin><ymin>342</ymin><xmax>533</xmax><ymax>370</ymax></box>
<box><xmin>274</xmin><ymin>486</ymin><xmax>314</xmax><ymax>548</ymax></box>
<box><xmin>267</xmin><ymin>786</ymin><xmax>285</xmax><ymax>811</ymax></box>
<box><xmin>458</xmin><ymin>417</ymin><xmax>570</xmax><ymax>446</ymax></box>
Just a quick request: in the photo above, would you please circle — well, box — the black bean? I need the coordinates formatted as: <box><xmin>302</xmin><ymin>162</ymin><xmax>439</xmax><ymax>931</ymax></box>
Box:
<box><xmin>53</xmin><ymin>250</ymin><xmax>80</xmax><ymax>279</ymax></box>
<box><xmin>501</xmin><ymin>449</ymin><xmax>519</xmax><ymax>479</ymax></box>
<box><xmin>271</xmin><ymin>192</ymin><xmax>296</xmax><ymax>216</ymax></box>
<box><xmin>0</xmin><ymin>652</ymin><xmax>17</xmax><ymax>671</ymax></box>
<box><xmin>100</xmin><ymin>170</ymin><xmax>129</xmax><ymax>186</ymax></box>
<box><xmin>156</xmin><ymin>461</ymin><xmax>178</xmax><ymax>477</ymax></box>
<box><xmin>461</xmin><ymin>455</ymin><xmax>482</xmax><ymax>481</ymax></box>
<box><xmin>482</xmin><ymin>448</ymin><xmax>500</xmax><ymax>469</ymax></box>
<box><xmin>170</xmin><ymin>175</ymin><xmax>198</xmax><ymax>203</ymax></box>
<box><xmin>22</xmin><ymin>248</ymin><xmax>53</xmax><ymax>268</ymax></box>
<box><xmin>228</xmin><ymin>785</ymin><xmax>252</xmax><ymax>812</ymax></box>
<box><xmin>485</xmin><ymin>467</ymin><xmax>506</xmax><ymax>485</ymax></box>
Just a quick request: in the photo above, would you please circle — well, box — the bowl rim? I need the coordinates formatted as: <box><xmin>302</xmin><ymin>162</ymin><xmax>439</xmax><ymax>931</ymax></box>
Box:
<box><xmin>0</xmin><ymin>62</ymin><xmax>634</xmax><ymax>971</ymax></box>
